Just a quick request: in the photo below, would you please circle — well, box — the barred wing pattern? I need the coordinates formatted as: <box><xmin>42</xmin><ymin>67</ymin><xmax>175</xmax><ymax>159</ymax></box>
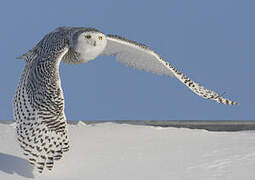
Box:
<box><xmin>13</xmin><ymin>26</ymin><xmax>238</xmax><ymax>173</ymax></box>
<box><xmin>13</xmin><ymin>29</ymin><xmax>70</xmax><ymax>173</ymax></box>
<box><xmin>102</xmin><ymin>35</ymin><xmax>238</xmax><ymax>105</ymax></box>
<box><xmin>13</xmin><ymin>51</ymin><xmax>70</xmax><ymax>173</ymax></box>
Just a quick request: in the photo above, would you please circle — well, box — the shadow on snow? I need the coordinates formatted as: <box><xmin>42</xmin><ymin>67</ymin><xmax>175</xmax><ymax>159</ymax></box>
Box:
<box><xmin>0</xmin><ymin>152</ymin><xmax>34</xmax><ymax>178</ymax></box>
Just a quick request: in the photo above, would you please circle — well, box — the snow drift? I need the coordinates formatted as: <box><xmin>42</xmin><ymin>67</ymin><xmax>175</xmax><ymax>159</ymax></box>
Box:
<box><xmin>0</xmin><ymin>122</ymin><xmax>255</xmax><ymax>180</ymax></box>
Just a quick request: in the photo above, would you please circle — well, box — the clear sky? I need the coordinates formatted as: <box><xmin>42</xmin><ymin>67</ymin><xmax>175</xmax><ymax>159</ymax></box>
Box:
<box><xmin>0</xmin><ymin>0</ymin><xmax>254</xmax><ymax>120</ymax></box>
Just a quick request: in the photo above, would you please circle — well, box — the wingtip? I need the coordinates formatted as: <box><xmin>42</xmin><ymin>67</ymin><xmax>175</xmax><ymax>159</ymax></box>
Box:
<box><xmin>16</xmin><ymin>55</ymin><xmax>25</xmax><ymax>60</ymax></box>
<box><xmin>216</xmin><ymin>97</ymin><xmax>239</xmax><ymax>105</ymax></box>
<box><xmin>231</xmin><ymin>101</ymin><xmax>239</xmax><ymax>105</ymax></box>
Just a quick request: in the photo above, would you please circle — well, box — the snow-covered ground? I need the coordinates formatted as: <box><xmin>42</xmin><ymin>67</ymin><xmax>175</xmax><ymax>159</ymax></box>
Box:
<box><xmin>0</xmin><ymin>121</ymin><xmax>255</xmax><ymax>180</ymax></box>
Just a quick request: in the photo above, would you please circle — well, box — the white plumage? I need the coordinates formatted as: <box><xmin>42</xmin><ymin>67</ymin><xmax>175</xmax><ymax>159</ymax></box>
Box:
<box><xmin>102</xmin><ymin>35</ymin><xmax>175</xmax><ymax>76</ymax></box>
<box><xmin>14</xmin><ymin>26</ymin><xmax>238</xmax><ymax>173</ymax></box>
<box><xmin>102</xmin><ymin>34</ymin><xmax>237</xmax><ymax>105</ymax></box>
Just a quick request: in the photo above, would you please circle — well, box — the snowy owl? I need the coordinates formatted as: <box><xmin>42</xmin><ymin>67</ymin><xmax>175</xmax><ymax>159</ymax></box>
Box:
<box><xmin>13</xmin><ymin>26</ymin><xmax>238</xmax><ymax>172</ymax></box>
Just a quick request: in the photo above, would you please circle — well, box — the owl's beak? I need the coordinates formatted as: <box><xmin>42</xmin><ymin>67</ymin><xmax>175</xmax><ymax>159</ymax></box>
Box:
<box><xmin>93</xmin><ymin>41</ymin><xmax>97</xmax><ymax>46</ymax></box>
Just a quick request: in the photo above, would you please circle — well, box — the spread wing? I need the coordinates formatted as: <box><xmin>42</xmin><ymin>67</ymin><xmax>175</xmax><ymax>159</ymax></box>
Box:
<box><xmin>14</xmin><ymin>29</ymin><xmax>70</xmax><ymax>173</ymax></box>
<box><xmin>101</xmin><ymin>35</ymin><xmax>238</xmax><ymax>105</ymax></box>
<box><xmin>14</xmin><ymin>53</ymin><xmax>70</xmax><ymax>173</ymax></box>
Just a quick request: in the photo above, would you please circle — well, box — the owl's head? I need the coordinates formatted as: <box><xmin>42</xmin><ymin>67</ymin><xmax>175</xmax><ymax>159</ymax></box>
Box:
<box><xmin>72</xmin><ymin>30</ymin><xmax>107</xmax><ymax>63</ymax></box>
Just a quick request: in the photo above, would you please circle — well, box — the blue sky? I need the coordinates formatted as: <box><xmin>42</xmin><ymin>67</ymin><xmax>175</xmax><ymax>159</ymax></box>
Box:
<box><xmin>0</xmin><ymin>0</ymin><xmax>254</xmax><ymax>120</ymax></box>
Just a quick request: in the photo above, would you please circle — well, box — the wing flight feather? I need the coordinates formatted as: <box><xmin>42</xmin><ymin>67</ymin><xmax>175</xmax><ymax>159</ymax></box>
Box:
<box><xmin>102</xmin><ymin>35</ymin><xmax>238</xmax><ymax>105</ymax></box>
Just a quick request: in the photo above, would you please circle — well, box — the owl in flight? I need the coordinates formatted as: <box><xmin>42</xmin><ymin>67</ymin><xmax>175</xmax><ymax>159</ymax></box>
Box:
<box><xmin>13</xmin><ymin>26</ymin><xmax>238</xmax><ymax>172</ymax></box>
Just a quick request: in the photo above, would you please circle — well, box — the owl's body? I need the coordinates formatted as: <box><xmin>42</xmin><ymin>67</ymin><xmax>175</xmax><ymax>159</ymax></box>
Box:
<box><xmin>14</xmin><ymin>27</ymin><xmax>237</xmax><ymax>173</ymax></box>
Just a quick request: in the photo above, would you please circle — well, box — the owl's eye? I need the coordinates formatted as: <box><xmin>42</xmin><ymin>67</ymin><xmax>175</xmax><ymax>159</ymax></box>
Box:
<box><xmin>85</xmin><ymin>35</ymin><xmax>92</xmax><ymax>39</ymax></box>
<box><xmin>98</xmin><ymin>36</ymin><xmax>103</xmax><ymax>40</ymax></box>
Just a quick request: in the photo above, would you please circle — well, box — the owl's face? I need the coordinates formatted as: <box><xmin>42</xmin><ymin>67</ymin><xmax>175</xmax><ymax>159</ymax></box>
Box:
<box><xmin>74</xmin><ymin>31</ymin><xmax>107</xmax><ymax>63</ymax></box>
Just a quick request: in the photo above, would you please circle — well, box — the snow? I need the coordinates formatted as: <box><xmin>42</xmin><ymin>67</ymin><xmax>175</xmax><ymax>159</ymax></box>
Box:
<box><xmin>0</xmin><ymin>122</ymin><xmax>255</xmax><ymax>180</ymax></box>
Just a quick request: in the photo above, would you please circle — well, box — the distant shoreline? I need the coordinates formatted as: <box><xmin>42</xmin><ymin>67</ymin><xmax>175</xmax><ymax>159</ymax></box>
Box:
<box><xmin>1</xmin><ymin>120</ymin><xmax>255</xmax><ymax>132</ymax></box>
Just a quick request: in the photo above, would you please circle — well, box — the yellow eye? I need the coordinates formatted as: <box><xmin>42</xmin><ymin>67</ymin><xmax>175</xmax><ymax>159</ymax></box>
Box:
<box><xmin>85</xmin><ymin>35</ymin><xmax>91</xmax><ymax>39</ymax></box>
<box><xmin>98</xmin><ymin>36</ymin><xmax>103</xmax><ymax>40</ymax></box>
